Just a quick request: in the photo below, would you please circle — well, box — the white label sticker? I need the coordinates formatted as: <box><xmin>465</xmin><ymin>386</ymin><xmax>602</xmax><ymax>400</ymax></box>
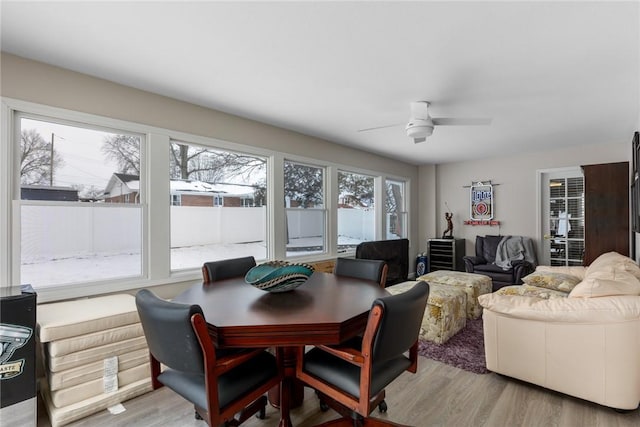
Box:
<box><xmin>104</xmin><ymin>356</ymin><xmax>118</xmax><ymax>377</ymax></box>
<box><xmin>103</xmin><ymin>356</ymin><xmax>118</xmax><ymax>393</ymax></box>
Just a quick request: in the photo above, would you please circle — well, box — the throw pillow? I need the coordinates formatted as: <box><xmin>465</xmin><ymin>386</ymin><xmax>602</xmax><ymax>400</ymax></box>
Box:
<box><xmin>496</xmin><ymin>284</ymin><xmax>569</xmax><ymax>300</ymax></box>
<box><xmin>586</xmin><ymin>251</ymin><xmax>640</xmax><ymax>280</ymax></box>
<box><xmin>521</xmin><ymin>271</ymin><xmax>581</xmax><ymax>293</ymax></box>
<box><xmin>569</xmin><ymin>266</ymin><xmax>640</xmax><ymax>298</ymax></box>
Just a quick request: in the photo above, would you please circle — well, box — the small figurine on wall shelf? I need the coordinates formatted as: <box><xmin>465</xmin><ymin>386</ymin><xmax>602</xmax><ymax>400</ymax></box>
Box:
<box><xmin>442</xmin><ymin>206</ymin><xmax>454</xmax><ymax>239</ymax></box>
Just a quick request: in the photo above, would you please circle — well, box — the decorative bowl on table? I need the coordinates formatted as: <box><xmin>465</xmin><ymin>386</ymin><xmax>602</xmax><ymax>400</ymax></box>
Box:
<box><xmin>245</xmin><ymin>261</ymin><xmax>315</xmax><ymax>293</ymax></box>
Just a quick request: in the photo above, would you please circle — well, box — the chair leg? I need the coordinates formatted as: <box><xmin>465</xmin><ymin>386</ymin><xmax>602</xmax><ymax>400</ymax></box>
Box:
<box><xmin>194</xmin><ymin>409</ymin><xmax>203</xmax><ymax>420</ymax></box>
<box><xmin>235</xmin><ymin>395</ymin><xmax>268</xmax><ymax>425</ymax></box>
<box><xmin>256</xmin><ymin>403</ymin><xmax>266</xmax><ymax>420</ymax></box>
<box><xmin>316</xmin><ymin>389</ymin><xmax>330</xmax><ymax>412</ymax></box>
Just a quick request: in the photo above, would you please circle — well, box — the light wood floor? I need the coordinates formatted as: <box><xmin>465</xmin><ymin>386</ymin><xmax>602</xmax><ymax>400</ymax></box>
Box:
<box><xmin>37</xmin><ymin>356</ymin><xmax>640</xmax><ymax>427</ymax></box>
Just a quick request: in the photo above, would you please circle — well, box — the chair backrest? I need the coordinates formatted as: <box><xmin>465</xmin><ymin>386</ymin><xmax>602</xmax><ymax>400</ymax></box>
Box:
<box><xmin>333</xmin><ymin>258</ymin><xmax>388</xmax><ymax>288</ymax></box>
<box><xmin>370</xmin><ymin>281</ymin><xmax>429</xmax><ymax>363</ymax></box>
<box><xmin>202</xmin><ymin>256</ymin><xmax>256</xmax><ymax>283</ymax></box>
<box><xmin>355</xmin><ymin>239</ymin><xmax>409</xmax><ymax>286</ymax></box>
<box><xmin>135</xmin><ymin>289</ymin><xmax>204</xmax><ymax>374</ymax></box>
<box><xmin>476</xmin><ymin>235</ymin><xmax>502</xmax><ymax>264</ymax></box>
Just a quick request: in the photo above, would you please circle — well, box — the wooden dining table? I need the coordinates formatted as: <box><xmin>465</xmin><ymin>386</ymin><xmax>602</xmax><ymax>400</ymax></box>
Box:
<box><xmin>172</xmin><ymin>271</ymin><xmax>389</xmax><ymax>427</ymax></box>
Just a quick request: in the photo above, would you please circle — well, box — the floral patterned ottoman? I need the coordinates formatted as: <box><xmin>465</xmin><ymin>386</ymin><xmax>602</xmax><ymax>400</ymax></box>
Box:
<box><xmin>387</xmin><ymin>281</ymin><xmax>467</xmax><ymax>344</ymax></box>
<box><xmin>417</xmin><ymin>271</ymin><xmax>492</xmax><ymax>319</ymax></box>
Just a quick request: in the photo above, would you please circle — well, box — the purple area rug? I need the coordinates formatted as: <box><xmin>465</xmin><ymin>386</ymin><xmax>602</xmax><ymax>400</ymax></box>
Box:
<box><xmin>417</xmin><ymin>318</ymin><xmax>489</xmax><ymax>374</ymax></box>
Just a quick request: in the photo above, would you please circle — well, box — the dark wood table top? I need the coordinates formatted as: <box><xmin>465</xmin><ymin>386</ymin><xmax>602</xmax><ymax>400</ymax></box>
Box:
<box><xmin>172</xmin><ymin>272</ymin><xmax>389</xmax><ymax>348</ymax></box>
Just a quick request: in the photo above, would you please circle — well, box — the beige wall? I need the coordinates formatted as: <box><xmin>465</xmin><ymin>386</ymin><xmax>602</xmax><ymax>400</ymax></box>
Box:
<box><xmin>420</xmin><ymin>141</ymin><xmax>630</xmax><ymax>259</ymax></box>
<box><xmin>1</xmin><ymin>53</ymin><xmax>414</xmax><ymax>178</ymax></box>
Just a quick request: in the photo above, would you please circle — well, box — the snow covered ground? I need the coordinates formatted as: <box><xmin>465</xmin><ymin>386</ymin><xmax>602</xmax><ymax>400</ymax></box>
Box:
<box><xmin>21</xmin><ymin>236</ymin><xmax>363</xmax><ymax>288</ymax></box>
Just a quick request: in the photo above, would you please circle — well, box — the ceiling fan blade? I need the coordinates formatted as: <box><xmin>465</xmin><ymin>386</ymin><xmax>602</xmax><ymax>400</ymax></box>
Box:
<box><xmin>413</xmin><ymin>137</ymin><xmax>426</xmax><ymax>144</ymax></box>
<box><xmin>409</xmin><ymin>101</ymin><xmax>430</xmax><ymax>120</ymax></box>
<box><xmin>357</xmin><ymin>123</ymin><xmax>404</xmax><ymax>132</ymax></box>
<box><xmin>432</xmin><ymin>117</ymin><xmax>492</xmax><ymax>126</ymax></box>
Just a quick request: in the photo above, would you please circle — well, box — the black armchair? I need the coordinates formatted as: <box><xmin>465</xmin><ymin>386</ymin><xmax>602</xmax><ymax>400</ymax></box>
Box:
<box><xmin>135</xmin><ymin>289</ymin><xmax>280</xmax><ymax>426</ymax></box>
<box><xmin>355</xmin><ymin>238</ymin><xmax>409</xmax><ymax>286</ymax></box>
<box><xmin>463</xmin><ymin>235</ymin><xmax>536</xmax><ymax>291</ymax></box>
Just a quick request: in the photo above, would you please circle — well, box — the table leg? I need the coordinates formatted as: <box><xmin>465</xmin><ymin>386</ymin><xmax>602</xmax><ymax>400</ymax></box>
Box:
<box><xmin>268</xmin><ymin>380</ymin><xmax>304</xmax><ymax>409</ymax></box>
<box><xmin>271</xmin><ymin>346</ymin><xmax>305</xmax><ymax>427</ymax></box>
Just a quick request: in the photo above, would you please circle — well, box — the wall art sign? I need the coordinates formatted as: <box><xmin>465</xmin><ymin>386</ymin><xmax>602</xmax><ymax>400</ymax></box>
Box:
<box><xmin>470</xmin><ymin>181</ymin><xmax>494</xmax><ymax>220</ymax></box>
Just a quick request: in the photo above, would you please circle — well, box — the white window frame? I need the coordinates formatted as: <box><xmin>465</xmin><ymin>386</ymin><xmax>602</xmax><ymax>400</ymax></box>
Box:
<box><xmin>384</xmin><ymin>177</ymin><xmax>408</xmax><ymax>239</ymax></box>
<box><xmin>1</xmin><ymin>97</ymin><xmax>412</xmax><ymax>302</ymax></box>
<box><xmin>283</xmin><ymin>158</ymin><xmax>328</xmax><ymax>258</ymax></box>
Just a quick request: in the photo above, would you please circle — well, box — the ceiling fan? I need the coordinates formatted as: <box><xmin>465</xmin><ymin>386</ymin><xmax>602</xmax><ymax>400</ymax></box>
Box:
<box><xmin>358</xmin><ymin>101</ymin><xmax>492</xmax><ymax>143</ymax></box>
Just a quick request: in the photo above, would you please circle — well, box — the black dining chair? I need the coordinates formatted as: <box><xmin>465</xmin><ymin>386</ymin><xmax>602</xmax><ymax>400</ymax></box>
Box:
<box><xmin>333</xmin><ymin>257</ymin><xmax>388</xmax><ymax>288</ymax></box>
<box><xmin>135</xmin><ymin>289</ymin><xmax>281</xmax><ymax>426</ymax></box>
<box><xmin>202</xmin><ymin>256</ymin><xmax>257</xmax><ymax>284</ymax></box>
<box><xmin>295</xmin><ymin>281</ymin><xmax>429</xmax><ymax>427</ymax></box>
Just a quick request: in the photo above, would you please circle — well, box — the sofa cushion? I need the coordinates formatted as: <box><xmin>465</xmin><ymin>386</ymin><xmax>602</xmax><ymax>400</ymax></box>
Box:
<box><xmin>38</xmin><ymin>294</ymin><xmax>139</xmax><ymax>342</ymax></box>
<box><xmin>48</xmin><ymin>323</ymin><xmax>144</xmax><ymax>357</ymax></box>
<box><xmin>586</xmin><ymin>251</ymin><xmax>640</xmax><ymax>280</ymax></box>
<box><xmin>569</xmin><ymin>267</ymin><xmax>640</xmax><ymax>298</ymax></box>
<box><xmin>521</xmin><ymin>271</ymin><xmax>581</xmax><ymax>293</ymax></box>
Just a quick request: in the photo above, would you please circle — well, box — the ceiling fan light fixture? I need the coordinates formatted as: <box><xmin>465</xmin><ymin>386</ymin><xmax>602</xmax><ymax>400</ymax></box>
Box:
<box><xmin>405</xmin><ymin>119</ymin><xmax>434</xmax><ymax>140</ymax></box>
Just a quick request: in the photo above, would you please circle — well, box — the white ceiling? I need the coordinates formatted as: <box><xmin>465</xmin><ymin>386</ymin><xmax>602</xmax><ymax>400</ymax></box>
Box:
<box><xmin>1</xmin><ymin>1</ymin><xmax>639</xmax><ymax>165</ymax></box>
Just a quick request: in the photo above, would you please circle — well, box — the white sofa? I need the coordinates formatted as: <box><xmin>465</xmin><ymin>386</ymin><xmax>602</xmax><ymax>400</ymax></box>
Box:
<box><xmin>478</xmin><ymin>252</ymin><xmax>640</xmax><ymax>410</ymax></box>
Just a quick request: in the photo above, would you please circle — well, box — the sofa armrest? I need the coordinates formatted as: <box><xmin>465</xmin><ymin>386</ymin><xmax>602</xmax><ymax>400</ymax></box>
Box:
<box><xmin>512</xmin><ymin>260</ymin><xmax>536</xmax><ymax>284</ymax></box>
<box><xmin>463</xmin><ymin>255</ymin><xmax>485</xmax><ymax>265</ymax></box>
<box><xmin>463</xmin><ymin>256</ymin><xmax>486</xmax><ymax>273</ymax></box>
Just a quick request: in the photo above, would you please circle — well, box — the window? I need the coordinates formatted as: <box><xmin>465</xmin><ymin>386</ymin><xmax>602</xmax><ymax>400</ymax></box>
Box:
<box><xmin>169</xmin><ymin>141</ymin><xmax>267</xmax><ymax>271</ymax></box>
<box><xmin>548</xmin><ymin>175</ymin><xmax>585</xmax><ymax>266</ymax></box>
<box><xmin>2</xmin><ymin>100</ymin><xmax>412</xmax><ymax>300</ymax></box>
<box><xmin>386</xmin><ymin>179</ymin><xmax>407</xmax><ymax>239</ymax></box>
<box><xmin>18</xmin><ymin>116</ymin><xmax>143</xmax><ymax>288</ymax></box>
<box><xmin>284</xmin><ymin>161</ymin><xmax>326</xmax><ymax>257</ymax></box>
<box><xmin>337</xmin><ymin>170</ymin><xmax>375</xmax><ymax>251</ymax></box>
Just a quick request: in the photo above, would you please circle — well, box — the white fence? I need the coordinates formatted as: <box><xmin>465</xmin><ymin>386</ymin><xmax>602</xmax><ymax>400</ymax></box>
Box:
<box><xmin>21</xmin><ymin>205</ymin><xmax>380</xmax><ymax>261</ymax></box>
<box><xmin>21</xmin><ymin>204</ymin><xmax>142</xmax><ymax>261</ymax></box>
<box><xmin>171</xmin><ymin>206</ymin><xmax>266</xmax><ymax>247</ymax></box>
<box><xmin>338</xmin><ymin>208</ymin><xmax>375</xmax><ymax>241</ymax></box>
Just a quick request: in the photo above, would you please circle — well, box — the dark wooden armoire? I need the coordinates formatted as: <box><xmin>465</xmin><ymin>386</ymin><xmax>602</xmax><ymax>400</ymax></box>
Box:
<box><xmin>582</xmin><ymin>161</ymin><xmax>629</xmax><ymax>265</ymax></box>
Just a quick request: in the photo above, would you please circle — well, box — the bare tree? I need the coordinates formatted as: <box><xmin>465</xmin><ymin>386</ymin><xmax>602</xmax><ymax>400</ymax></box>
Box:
<box><xmin>20</xmin><ymin>129</ymin><xmax>64</xmax><ymax>185</ymax></box>
<box><xmin>102</xmin><ymin>135</ymin><xmax>141</xmax><ymax>174</ymax></box>
<box><xmin>102</xmin><ymin>139</ymin><xmax>374</xmax><ymax>209</ymax></box>
<box><xmin>169</xmin><ymin>143</ymin><xmax>211</xmax><ymax>179</ymax></box>
<box><xmin>169</xmin><ymin>143</ymin><xmax>266</xmax><ymax>183</ymax></box>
